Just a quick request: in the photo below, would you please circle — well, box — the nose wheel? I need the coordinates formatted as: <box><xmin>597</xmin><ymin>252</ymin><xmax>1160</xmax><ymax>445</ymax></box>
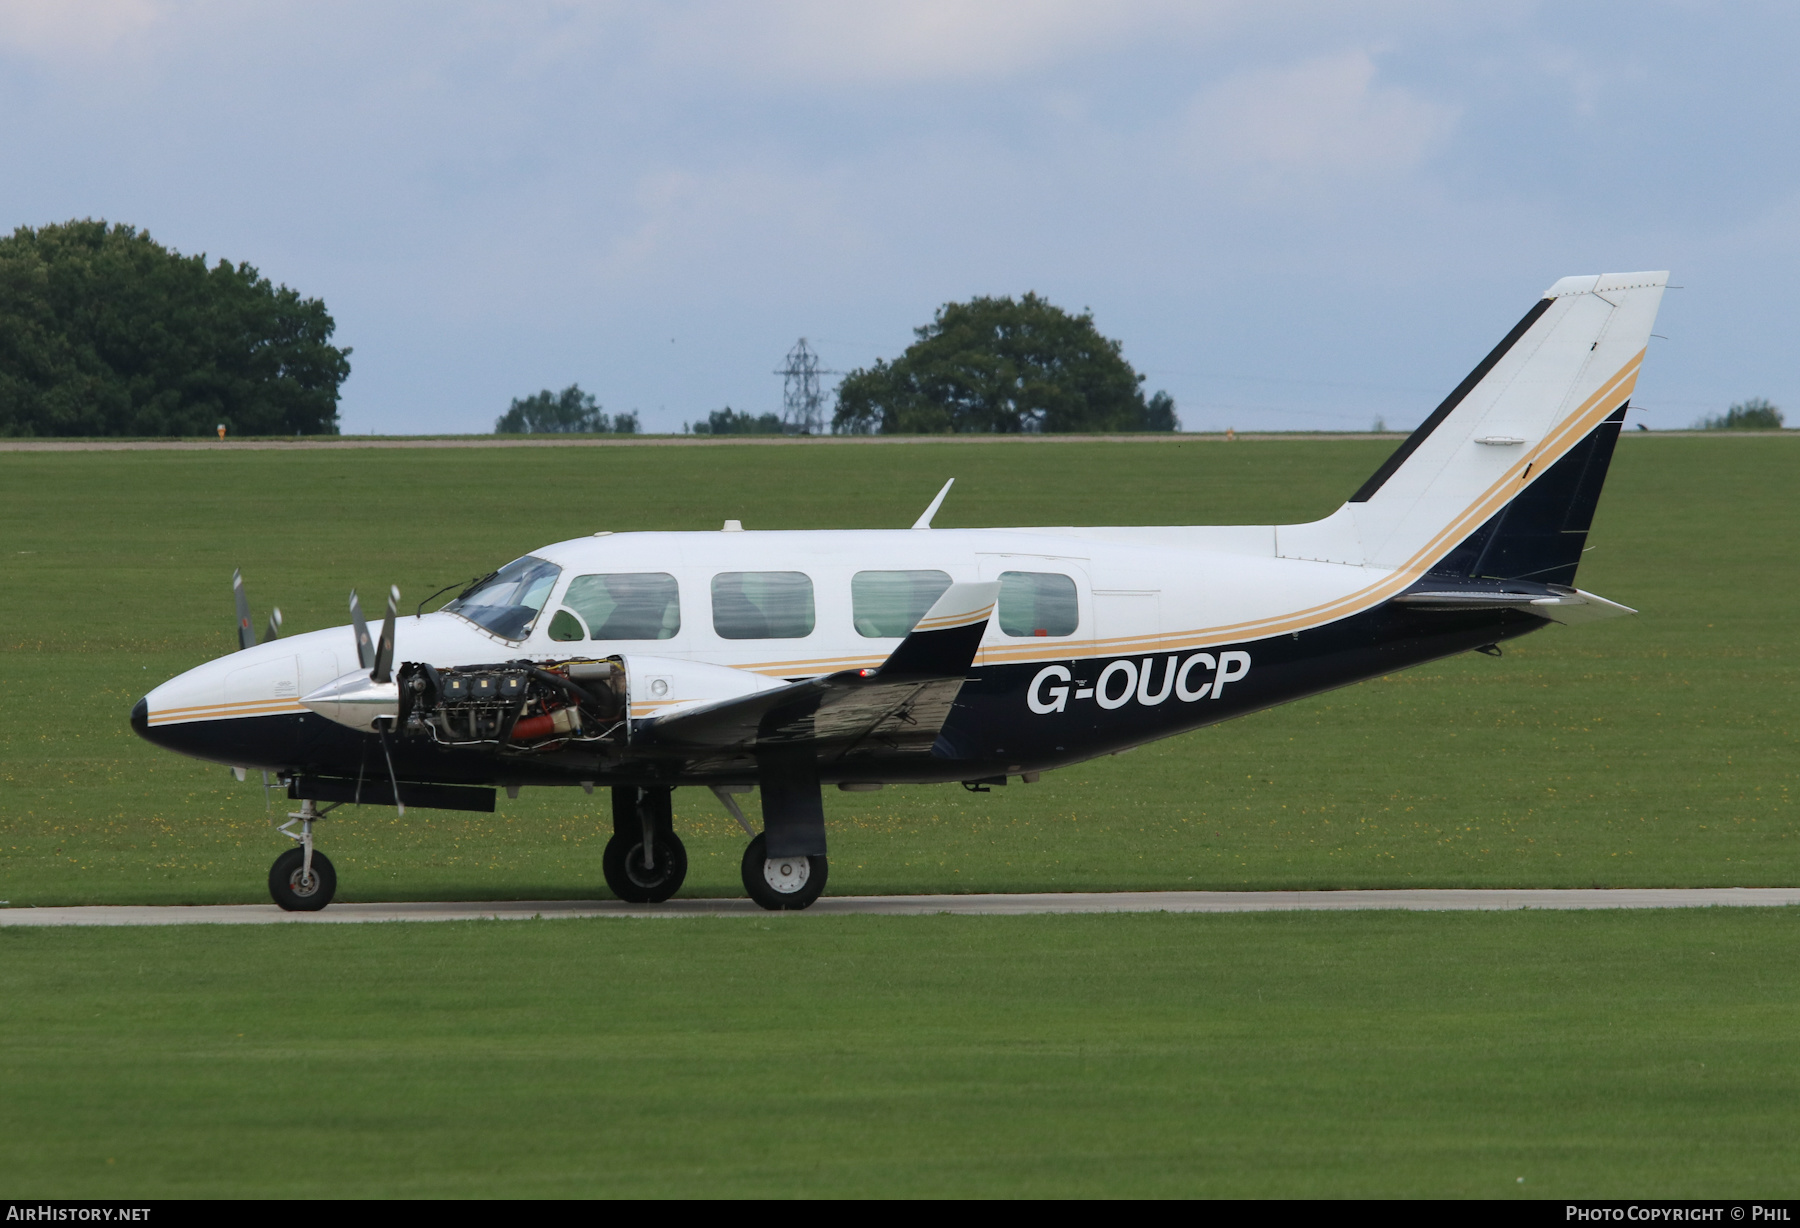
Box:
<box><xmin>741</xmin><ymin>832</ymin><xmax>827</xmax><ymax>911</ymax></box>
<box><xmin>270</xmin><ymin>846</ymin><xmax>337</xmax><ymax>911</ymax></box>
<box><xmin>271</xmin><ymin>797</ymin><xmax>338</xmax><ymax>912</ymax></box>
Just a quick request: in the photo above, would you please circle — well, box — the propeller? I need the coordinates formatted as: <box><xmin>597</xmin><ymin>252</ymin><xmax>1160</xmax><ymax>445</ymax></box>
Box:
<box><xmin>232</xmin><ymin>569</ymin><xmax>283</xmax><ymax>810</ymax></box>
<box><xmin>349</xmin><ymin>589</ymin><xmax>375</xmax><ymax>671</ymax></box>
<box><xmin>369</xmin><ymin>584</ymin><xmax>404</xmax><ymax>813</ymax></box>
<box><xmin>372</xmin><ymin>585</ymin><xmax>400</xmax><ymax>685</ymax></box>
<box><xmin>233</xmin><ymin>569</ymin><xmax>282</xmax><ymax>650</ymax></box>
<box><xmin>232</xmin><ymin>569</ymin><xmax>254</xmax><ymax>651</ymax></box>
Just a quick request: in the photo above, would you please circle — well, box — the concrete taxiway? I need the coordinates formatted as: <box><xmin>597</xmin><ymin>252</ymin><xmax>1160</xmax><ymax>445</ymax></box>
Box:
<box><xmin>3</xmin><ymin>887</ymin><xmax>1798</xmax><ymax>926</ymax></box>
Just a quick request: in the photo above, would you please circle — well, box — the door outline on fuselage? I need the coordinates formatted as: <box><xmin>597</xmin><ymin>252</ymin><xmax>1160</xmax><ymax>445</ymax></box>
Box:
<box><xmin>973</xmin><ymin>554</ymin><xmax>1095</xmax><ymax>670</ymax></box>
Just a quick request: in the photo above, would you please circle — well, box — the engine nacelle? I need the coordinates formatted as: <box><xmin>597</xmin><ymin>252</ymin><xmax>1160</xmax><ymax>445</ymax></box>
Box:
<box><xmin>302</xmin><ymin>653</ymin><xmax>785</xmax><ymax>751</ymax></box>
<box><xmin>612</xmin><ymin>654</ymin><xmax>787</xmax><ymax>721</ymax></box>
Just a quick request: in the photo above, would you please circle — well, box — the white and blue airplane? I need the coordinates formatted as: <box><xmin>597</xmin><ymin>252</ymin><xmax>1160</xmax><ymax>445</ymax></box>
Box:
<box><xmin>134</xmin><ymin>272</ymin><xmax>1667</xmax><ymax>912</ymax></box>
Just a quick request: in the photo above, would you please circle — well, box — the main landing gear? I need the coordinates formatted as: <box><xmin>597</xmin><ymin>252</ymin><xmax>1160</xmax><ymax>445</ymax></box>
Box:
<box><xmin>271</xmin><ymin>799</ymin><xmax>338</xmax><ymax>911</ymax></box>
<box><xmin>610</xmin><ymin>778</ymin><xmax>831</xmax><ymax>911</ymax></box>
<box><xmin>717</xmin><ymin>751</ymin><xmax>831</xmax><ymax>912</ymax></box>
<box><xmin>604</xmin><ymin>786</ymin><xmax>688</xmax><ymax>903</ymax></box>
<box><xmin>740</xmin><ymin>833</ymin><xmax>827</xmax><ymax>911</ymax></box>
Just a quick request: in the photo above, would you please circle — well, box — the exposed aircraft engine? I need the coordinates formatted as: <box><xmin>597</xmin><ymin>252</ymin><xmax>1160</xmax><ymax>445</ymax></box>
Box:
<box><xmin>397</xmin><ymin>658</ymin><xmax>627</xmax><ymax>752</ymax></box>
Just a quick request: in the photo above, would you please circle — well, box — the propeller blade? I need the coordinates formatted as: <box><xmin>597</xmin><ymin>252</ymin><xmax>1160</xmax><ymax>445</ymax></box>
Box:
<box><xmin>262</xmin><ymin>607</ymin><xmax>283</xmax><ymax>643</ymax></box>
<box><xmin>349</xmin><ymin>590</ymin><xmax>375</xmax><ymax>671</ymax></box>
<box><xmin>232</xmin><ymin>569</ymin><xmax>255</xmax><ymax>652</ymax></box>
<box><xmin>372</xmin><ymin>585</ymin><xmax>400</xmax><ymax>684</ymax></box>
<box><xmin>379</xmin><ymin>728</ymin><xmax>406</xmax><ymax>817</ymax></box>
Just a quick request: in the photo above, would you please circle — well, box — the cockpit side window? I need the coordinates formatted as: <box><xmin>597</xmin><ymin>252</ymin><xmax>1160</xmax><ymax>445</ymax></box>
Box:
<box><xmin>560</xmin><ymin>573</ymin><xmax>681</xmax><ymax>640</ymax></box>
<box><xmin>444</xmin><ymin>556</ymin><xmax>562</xmax><ymax>641</ymax></box>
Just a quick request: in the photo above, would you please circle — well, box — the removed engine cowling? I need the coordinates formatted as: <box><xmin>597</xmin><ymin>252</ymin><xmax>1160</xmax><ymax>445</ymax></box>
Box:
<box><xmin>398</xmin><ymin>658</ymin><xmax>627</xmax><ymax>752</ymax></box>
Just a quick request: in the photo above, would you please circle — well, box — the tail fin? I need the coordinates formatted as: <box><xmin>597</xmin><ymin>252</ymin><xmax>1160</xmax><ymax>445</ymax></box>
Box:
<box><xmin>1423</xmin><ymin>403</ymin><xmax>1624</xmax><ymax>586</ymax></box>
<box><xmin>1277</xmin><ymin>272</ymin><xmax>1666</xmax><ymax>581</ymax></box>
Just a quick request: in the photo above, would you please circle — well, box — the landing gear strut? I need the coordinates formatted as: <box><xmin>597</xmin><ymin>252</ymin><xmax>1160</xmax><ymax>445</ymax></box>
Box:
<box><xmin>604</xmin><ymin>785</ymin><xmax>687</xmax><ymax>903</ymax></box>
<box><xmin>743</xmin><ymin>749</ymin><xmax>829</xmax><ymax>911</ymax></box>
<box><xmin>271</xmin><ymin>799</ymin><xmax>338</xmax><ymax>911</ymax></box>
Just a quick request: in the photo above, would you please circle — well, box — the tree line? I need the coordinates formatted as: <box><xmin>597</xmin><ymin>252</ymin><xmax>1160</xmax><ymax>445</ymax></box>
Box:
<box><xmin>679</xmin><ymin>295</ymin><xmax>1179</xmax><ymax>436</ymax></box>
<box><xmin>1696</xmin><ymin>398</ymin><xmax>1783</xmax><ymax>430</ymax></box>
<box><xmin>0</xmin><ymin>220</ymin><xmax>349</xmax><ymax>436</ymax></box>
<box><xmin>495</xmin><ymin>385</ymin><xmax>638</xmax><ymax>434</ymax></box>
<box><xmin>1</xmin><ymin>226</ymin><xmax>1175</xmax><ymax>440</ymax></box>
<box><xmin>833</xmin><ymin>294</ymin><xmax>1177</xmax><ymax>434</ymax></box>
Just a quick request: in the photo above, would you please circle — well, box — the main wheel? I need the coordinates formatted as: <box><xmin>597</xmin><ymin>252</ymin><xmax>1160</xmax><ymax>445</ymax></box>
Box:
<box><xmin>269</xmin><ymin>847</ymin><xmax>336</xmax><ymax>912</ymax></box>
<box><xmin>741</xmin><ymin>833</ymin><xmax>828</xmax><ymax>911</ymax></box>
<box><xmin>603</xmin><ymin>830</ymin><xmax>688</xmax><ymax>903</ymax></box>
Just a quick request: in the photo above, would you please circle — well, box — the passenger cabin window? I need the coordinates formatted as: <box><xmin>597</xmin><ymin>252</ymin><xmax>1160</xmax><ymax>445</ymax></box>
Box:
<box><xmin>852</xmin><ymin>570</ymin><xmax>953</xmax><ymax>638</ymax></box>
<box><xmin>553</xmin><ymin>573</ymin><xmax>681</xmax><ymax>641</ymax></box>
<box><xmin>712</xmin><ymin>571</ymin><xmax>815</xmax><ymax>639</ymax></box>
<box><xmin>997</xmin><ymin>571</ymin><xmax>1078</xmax><ymax>637</ymax></box>
<box><xmin>444</xmin><ymin>556</ymin><xmax>562</xmax><ymax>641</ymax></box>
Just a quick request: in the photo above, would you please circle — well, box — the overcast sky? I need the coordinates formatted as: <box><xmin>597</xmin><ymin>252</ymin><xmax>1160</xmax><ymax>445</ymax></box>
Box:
<box><xmin>2</xmin><ymin>1</ymin><xmax>1794</xmax><ymax>433</ymax></box>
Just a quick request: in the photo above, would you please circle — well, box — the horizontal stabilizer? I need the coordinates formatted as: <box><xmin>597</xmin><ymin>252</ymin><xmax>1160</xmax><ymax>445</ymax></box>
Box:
<box><xmin>1393</xmin><ymin>587</ymin><xmax>1635</xmax><ymax>625</ymax></box>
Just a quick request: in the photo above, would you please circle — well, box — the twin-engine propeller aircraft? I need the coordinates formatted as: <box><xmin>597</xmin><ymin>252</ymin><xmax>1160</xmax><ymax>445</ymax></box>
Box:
<box><xmin>133</xmin><ymin>271</ymin><xmax>1667</xmax><ymax>912</ymax></box>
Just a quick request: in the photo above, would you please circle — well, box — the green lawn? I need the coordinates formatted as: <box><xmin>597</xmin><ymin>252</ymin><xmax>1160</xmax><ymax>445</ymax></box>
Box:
<box><xmin>0</xmin><ymin>435</ymin><xmax>1795</xmax><ymax>905</ymax></box>
<box><xmin>3</xmin><ymin>437</ymin><xmax>1797</xmax><ymax>1198</ymax></box>
<box><xmin>4</xmin><ymin>907</ymin><xmax>1797</xmax><ymax>1197</ymax></box>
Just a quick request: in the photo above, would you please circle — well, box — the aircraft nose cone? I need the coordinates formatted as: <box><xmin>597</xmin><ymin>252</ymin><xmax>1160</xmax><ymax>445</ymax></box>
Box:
<box><xmin>130</xmin><ymin>696</ymin><xmax>149</xmax><ymax>738</ymax></box>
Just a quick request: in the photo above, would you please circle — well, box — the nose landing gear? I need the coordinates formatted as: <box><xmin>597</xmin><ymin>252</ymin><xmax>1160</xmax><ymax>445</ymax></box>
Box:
<box><xmin>271</xmin><ymin>799</ymin><xmax>338</xmax><ymax>911</ymax></box>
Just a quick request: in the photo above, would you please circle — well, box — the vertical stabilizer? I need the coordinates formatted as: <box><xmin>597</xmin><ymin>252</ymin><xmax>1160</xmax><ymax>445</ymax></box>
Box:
<box><xmin>1318</xmin><ymin>272</ymin><xmax>1666</xmax><ymax>578</ymax></box>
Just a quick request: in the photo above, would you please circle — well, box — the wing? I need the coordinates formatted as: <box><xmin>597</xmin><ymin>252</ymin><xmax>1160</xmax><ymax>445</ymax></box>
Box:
<box><xmin>639</xmin><ymin>582</ymin><xmax>999</xmax><ymax>759</ymax></box>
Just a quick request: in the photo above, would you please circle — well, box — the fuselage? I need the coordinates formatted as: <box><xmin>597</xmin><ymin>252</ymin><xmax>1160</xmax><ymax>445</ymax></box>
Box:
<box><xmin>135</xmin><ymin>522</ymin><xmax>1545</xmax><ymax>788</ymax></box>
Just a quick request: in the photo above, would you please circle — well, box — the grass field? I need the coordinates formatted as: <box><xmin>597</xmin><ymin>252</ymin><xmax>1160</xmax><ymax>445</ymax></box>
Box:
<box><xmin>5</xmin><ymin>907</ymin><xmax>1799</xmax><ymax>1198</ymax></box>
<box><xmin>0</xmin><ymin>435</ymin><xmax>1794</xmax><ymax>905</ymax></box>
<box><xmin>3</xmin><ymin>436</ymin><xmax>1797</xmax><ymax>1197</ymax></box>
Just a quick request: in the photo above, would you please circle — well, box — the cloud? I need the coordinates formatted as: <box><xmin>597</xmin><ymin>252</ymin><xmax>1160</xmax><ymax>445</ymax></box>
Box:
<box><xmin>0</xmin><ymin>0</ymin><xmax>162</xmax><ymax>59</ymax></box>
<box><xmin>1185</xmin><ymin>49</ymin><xmax>1458</xmax><ymax>187</ymax></box>
<box><xmin>654</xmin><ymin>0</ymin><xmax>1239</xmax><ymax>87</ymax></box>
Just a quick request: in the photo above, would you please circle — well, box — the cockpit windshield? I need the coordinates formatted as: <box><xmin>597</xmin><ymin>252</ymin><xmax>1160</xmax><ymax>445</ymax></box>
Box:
<box><xmin>443</xmin><ymin>556</ymin><xmax>562</xmax><ymax>641</ymax></box>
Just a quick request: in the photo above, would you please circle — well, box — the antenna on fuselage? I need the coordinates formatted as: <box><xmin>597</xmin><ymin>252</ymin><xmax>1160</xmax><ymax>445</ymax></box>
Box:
<box><xmin>912</xmin><ymin>479</ymin><xmax>955</xmax><ymax>530</ymax></box>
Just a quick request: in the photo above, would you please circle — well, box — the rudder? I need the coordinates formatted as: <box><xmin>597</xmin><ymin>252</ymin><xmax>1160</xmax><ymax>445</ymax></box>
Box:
<box><xmin>1426</xmin><ymin>403</ymin><xmax>1626</xmax><ymax>587</ymax></box>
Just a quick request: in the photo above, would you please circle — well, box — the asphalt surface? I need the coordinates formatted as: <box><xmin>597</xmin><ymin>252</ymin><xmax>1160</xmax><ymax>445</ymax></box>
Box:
<box><xmin>3</xmin><ymin>888</ymin><xmax>1798</xmax><ymax>925</ymax></box>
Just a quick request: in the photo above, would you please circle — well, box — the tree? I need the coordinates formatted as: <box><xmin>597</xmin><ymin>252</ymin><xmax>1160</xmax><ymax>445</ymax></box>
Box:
<box><xmin>832</xmin><ymin>293</ymin><xmax>1177</xmax><ymax>434</ymax></box>
<box><xmin>495</xmin><ymin>384</ymin><xmax>635</xmax><ymax>433</ymax></box>
<box><xmin>0</xmin><ymin>219</ymin><xmax>350</xmax><ymax>436</ymax></box>
<box><xmin>690</xmin><ymin>407</ymin><xmax>785</xmax><ymax>435</ymax></box>
<box><xmin>1696</xmin><ymin>398</ymin><xmax>1783</xmax><ymax>430</ymax></box>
